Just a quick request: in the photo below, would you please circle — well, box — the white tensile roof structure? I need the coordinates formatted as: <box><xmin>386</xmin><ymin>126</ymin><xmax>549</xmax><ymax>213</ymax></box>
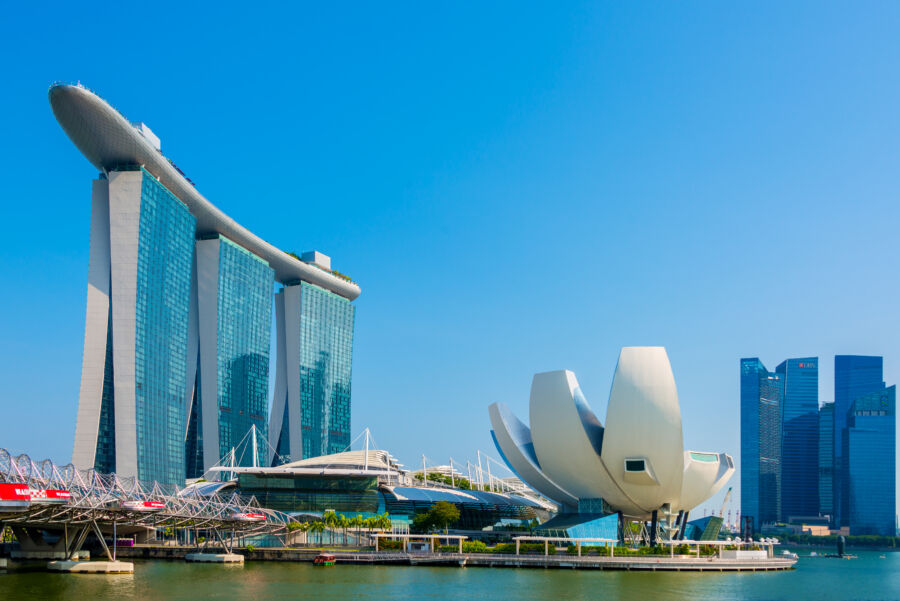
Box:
<box><xmin>490</xmin><ymin>347</ymin><xmax>734</xmax><ymax>519</ymax></box>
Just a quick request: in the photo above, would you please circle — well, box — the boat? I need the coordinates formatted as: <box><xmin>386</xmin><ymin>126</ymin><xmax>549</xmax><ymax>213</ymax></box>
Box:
<box><xmin>810</xmin><ymin>551</ymin><xmax>818</xmax><ymax>557</ymax></box>
<box><xmin>781</xmin><ymin>550</ymin><xmax>799</xmax><ymax>559</ymax></box>
<box><xmin>313</xmin><ymin>553</ymin><xmax>336</xmax><ymax>566</ymax></box>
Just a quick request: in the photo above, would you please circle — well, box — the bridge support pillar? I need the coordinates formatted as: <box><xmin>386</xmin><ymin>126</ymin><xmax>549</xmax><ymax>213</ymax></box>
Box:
<box><xmin>10</xmin><ymin>525</ymin><xmax>90</xmax><ymax>560</ymax></box>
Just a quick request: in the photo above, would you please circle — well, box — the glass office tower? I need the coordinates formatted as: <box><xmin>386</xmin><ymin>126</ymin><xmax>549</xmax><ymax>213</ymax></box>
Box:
<box><xmin>846</xmin><ymin>386</ymin><xmax>896</xmax><ymax>535</ymax></box>
<box><xmin>776</xmin><ymin>358</ymin><xmax>819</xmax><ymax>520</ymax></box>
<box><xmin>186</xmin><ymin>235</ymin><xmax>274</xmax><ymax>477</ymax></box>
<box><xmin>834</xmin><ymin>355</ymin><xmax>884</xmax><ymax>526</ymax></box>
<box><xmin>818</xmin><ymin>402</ymin><xmax>834</xmax><ymax>519</ymax></box>
<box><xmin>272</xmin><ymin>281</ymin><xmax>356</xmax><ymax>463</ymax></box>
<box><xmin>740</xmin><ymin>358</ymin><xmax>783</xmax><ymax>530</ymax></box>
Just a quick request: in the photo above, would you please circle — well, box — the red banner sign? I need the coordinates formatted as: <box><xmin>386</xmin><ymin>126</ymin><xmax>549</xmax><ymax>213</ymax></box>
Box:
<box><xmin>122</xmin><ymin>500</ymin><xmax>165</xmax><ymax>511</ymax></box>
<box><xmin>29</xmin><ymin>488</ymin><xmax>71</xmax><ymax>503</ymax></box>
<box><xmin>232</xmin><ymin>512</ymin><xmax>267</xmax><ymax>521</ymax></box>
<box><xmin>0</xmin><ymin>483</ymin><xmax>31</xmax><ymax>501</ymax></box>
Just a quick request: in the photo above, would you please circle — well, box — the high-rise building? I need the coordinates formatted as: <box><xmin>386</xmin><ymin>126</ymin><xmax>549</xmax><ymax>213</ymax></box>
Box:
<box><xmin>740</xmin><ymin>358</ymin><xmax>783</xmax><ymax>529</ymax></box>
<box><xmin>269</xmin><ymin>281</ymin><xmax>355</xmax><ymax>463</ymax></box>
<box><xmin>185</xmin><ymin>235</ymin><xmax>275</xmax><ymax>477</ymax></box>
<box><xmin>846</xmin><ymin>386</ymin><xmax>896</xmax><ymax>535</ymax></box>
<box><xmin>818</xmin><ymin>402</ymin><xmax>834</xmax><ymax>519</ymax></box>
<box><xmin>834</xmin><ymin>355</ymin><xmax>884</xmax><ymax>526</ymax></box>
<box><xmin>72</xmin><ymin>168</ymin><xmax>196</xmax><ymax>486</ymax></box>
<box><xmin>776</xmin><ymin>358</ymin><xmax>819</xmax><ymax>520</ymax></box>
<box><xmin>53</xmin><ymin>84</ymin><xmax>360</xmax><ymax>487</ymax></box>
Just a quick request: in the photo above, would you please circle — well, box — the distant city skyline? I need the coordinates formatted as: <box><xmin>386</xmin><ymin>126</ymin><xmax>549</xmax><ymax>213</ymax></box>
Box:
<box><xmin>2</xmin><ymin>4</ymin><xmax>900</xmax><ymax>519</ymax></box>
<box><xmin>742</xmin><ymin>354</ymin><xmax>896</xmax><ymax>535</ymax></box>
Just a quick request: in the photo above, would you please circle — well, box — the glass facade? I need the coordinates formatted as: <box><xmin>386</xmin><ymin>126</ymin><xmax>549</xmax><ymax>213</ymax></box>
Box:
<box><xmin>184</xmin><ymin>370</ymin><xmax>203</xmax><ymax>478</ymax></box>
<box><xmin>296</xmin><ymin>282</ymin><xmax>355</xmax><ymax>459</ymax></box>
<box><xmin>93</xmin><ymin>307</ymin><xmax>116</xmax><ymax>474</ymax></box>
<box><xmin>212</xmin><ymin>237</ymin><xmax>274</xmax><ymax>467</ymax></box>
<box><xmin>818</xmin><ymin>402</ymin><xmax>834</xmax><ymax>519</ymax></box>
<box><xmin>776</xmin><ymin>358</ymin><xmax>819</xmax><ymax>520</ymax></box>
<box><xmin>846</xmin><ymin>386</ymin><xmax>896</xmax><ymax>535</ymax></box>
<box><xmin>237</xmin><ymin>473</ymin><xmax>380</xmax><ymax>515</ymax></box>
<box><xmin>134</xmin><ymin>168</ymin><xmax>196</xmax><ymax>486</ymax></box>
<box><xmin>740</xmin><ymin>358</ymin><xmax>783</xmax><ymax>530</ymax></box>
<box><xmin>834</xmin><ymin>355</ymin><xmax>884</xmax><ymax>526</ymax></box>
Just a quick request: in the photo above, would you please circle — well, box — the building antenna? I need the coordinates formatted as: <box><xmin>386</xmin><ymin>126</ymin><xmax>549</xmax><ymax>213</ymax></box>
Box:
<box><xmin>448</xmin><ymin>457</ymin><xmax>455</xmax><ymax>488</ymax></box>
<box><xmin>422</xmin><ymin>455</ymin><xmax>428</xmax><ymax>486</ymax></box>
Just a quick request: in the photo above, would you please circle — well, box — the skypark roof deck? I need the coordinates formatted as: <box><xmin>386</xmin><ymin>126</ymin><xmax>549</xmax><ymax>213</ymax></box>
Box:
<box><xmin>49</xmin><ymin>83</ymin><xmax>360</xmax><ymax>300</ymax></box>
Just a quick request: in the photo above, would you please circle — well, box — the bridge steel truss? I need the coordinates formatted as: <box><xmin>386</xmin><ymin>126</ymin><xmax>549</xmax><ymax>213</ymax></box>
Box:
<box><xmin>0</xmin><ymin>448</ymin><xmax>296</xmax><ymax>560</ymax></box>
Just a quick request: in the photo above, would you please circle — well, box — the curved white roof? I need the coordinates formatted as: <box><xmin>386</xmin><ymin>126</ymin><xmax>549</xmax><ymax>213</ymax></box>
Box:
<box><xmin>490</xmin><ymin>347</ymin><xmax>735</xmax><ymax>518</ymax></box>
<box><xmin>49</xmin><ymin>83</ymin><xmax>360</xmax><ymax>300</ymax></box>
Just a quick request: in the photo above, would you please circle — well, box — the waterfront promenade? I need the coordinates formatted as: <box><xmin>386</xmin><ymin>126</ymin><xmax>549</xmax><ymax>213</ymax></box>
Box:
<box><xmin>110</xmin><ymin>545</ymin><xmax>795</xmax><ymax>571</ymax></box>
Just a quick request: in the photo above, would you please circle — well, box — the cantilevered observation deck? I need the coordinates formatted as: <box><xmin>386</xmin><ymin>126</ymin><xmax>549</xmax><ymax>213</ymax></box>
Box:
<box><xmin>49</xmin><ymin>83</ymin><xmax>360</xmax><ymax>300</ymax></box>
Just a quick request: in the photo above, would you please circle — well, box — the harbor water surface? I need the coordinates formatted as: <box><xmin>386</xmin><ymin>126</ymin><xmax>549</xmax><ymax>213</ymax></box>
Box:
<box><xmin>1</xmin><ymin>550</ymin><xmax>898</xmax><ymax>600</ymax></box>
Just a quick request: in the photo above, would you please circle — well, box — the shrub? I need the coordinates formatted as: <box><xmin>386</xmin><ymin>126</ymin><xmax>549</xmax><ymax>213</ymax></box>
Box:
<box><xmin>379</xmin><ymin>540</ymin><xmax>402</xmax><ymax>551</ymax></box>
<box><xmin>462</xmin><ymin>540</ymin><xmax>487</xmax><ymax>553</ymax></box>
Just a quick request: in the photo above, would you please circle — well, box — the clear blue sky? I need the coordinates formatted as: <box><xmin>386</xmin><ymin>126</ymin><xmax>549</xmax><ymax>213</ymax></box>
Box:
<box><xmin>2</xmin><ymin>2</ymin><xmax>899</xmax><ymax>518</ymax></box>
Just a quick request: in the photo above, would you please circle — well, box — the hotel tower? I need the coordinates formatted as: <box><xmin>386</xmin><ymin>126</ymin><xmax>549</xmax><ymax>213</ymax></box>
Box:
<box><xmin>50</xmin><ymin>84</ymin><xmax>359</xmax><ymax>487</ymax></box>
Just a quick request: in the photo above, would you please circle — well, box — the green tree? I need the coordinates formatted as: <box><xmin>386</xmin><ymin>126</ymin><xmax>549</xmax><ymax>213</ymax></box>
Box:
<box><xmin>429</xmin><ymin>501</ymin><xmax>460</xmax><ymax>534</ymax></box>
<box><xmin>323</xmin><ymin>510</ymin><xmax>339</xmax><ymax>545</ymax></box>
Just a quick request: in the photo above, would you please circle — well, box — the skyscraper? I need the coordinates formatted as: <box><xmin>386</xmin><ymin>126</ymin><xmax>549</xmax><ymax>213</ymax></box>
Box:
<box><xmin>776</xmin><ymin>358</ymin><xmax>819</xmax><ymax>520</ymax></box>
<box><xmin>185</xmin><ymin>235</ymin><xmax>275</xmax><ymax>477</ymax></box>
<box><xmin>834</xmin><ymin>355</ymin><xmax>884</xmax><ymax>526</ymax></box>
<box><xmin>269</xmin><ymin>281</ymin><xmax>356</xmax><ymax>463</ymax></box>
<box><xmin>73</xmin><ymin>168</ymin><xmax>196</xmax><ymax>486</ymax></box>
<box><xmin>818</xmin><ymin>402</ymin><xmax>834</xmax><ymax>519</ymax></box>
<box><xmin>740</xmin><ymin>358</ymin><xmax>783</xmax><ymax>529</ymax></box>
<box><xmin>846</xmin><ymin>386</ymin><xmax>896</xmax><ymax>535</ymax></box>
<box><xmin>53</xmin><ymin>84</ymin><xmax>360</xmax><ymax>487</ymax></box>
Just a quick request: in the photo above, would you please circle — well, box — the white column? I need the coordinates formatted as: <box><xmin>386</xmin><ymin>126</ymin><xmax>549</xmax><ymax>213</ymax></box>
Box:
<box><xmin>72</xmin><ymin>179</ymin><xmax>111</xmax><ymax>470</ymax></box>
<box><xmin>108</xmin><ymin>171</ymin><xmax>143</xmax><ymax>480</ymax></box>
<box><xmin>196</xmin><ymin>238</ymin><xmax>221</xmax><ymax>470</ymax></box>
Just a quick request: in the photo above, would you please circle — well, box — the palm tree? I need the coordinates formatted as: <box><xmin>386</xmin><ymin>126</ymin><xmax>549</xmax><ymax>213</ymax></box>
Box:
<box><xmin>323</xmin><ymin>510</ymin><xmax>338</xmax><ymax>545</ymax></box>
<box><xmin>350</xmin><ymin>515</ymin><xmax>363</xmax><ymax>545</ymax></box>
<box><xmin>311</xmin><ymin>521</ymin><xmax>325</xmax><ymax>545</ymax></box>
<box><xmin>338</xmin><ymin>514</ymin><xmax>350</xmax><ymax>546</ymax></box>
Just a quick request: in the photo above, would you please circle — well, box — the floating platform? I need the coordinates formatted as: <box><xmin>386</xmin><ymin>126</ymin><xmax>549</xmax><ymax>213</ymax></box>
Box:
<box><xmin>331</xmin><ymin>552</ymin><xmax>796</xmax><ymax>571</ymax></box>
<box><xmin>185</xmin><ymin>553</ymin><xmax>245</xmax><ymax>564</ymax></box>
<box><xmin>47</xmin><ymin>560</ymin><xmax>134</xmax><ymax>574</ymax></box>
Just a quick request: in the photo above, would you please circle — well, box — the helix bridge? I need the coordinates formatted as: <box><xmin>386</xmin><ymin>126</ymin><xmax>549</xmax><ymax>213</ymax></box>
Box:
<box><xmin>0</xmin><ymin>448</ymin><xmax>296</xmax><ymax>561</ymax></box>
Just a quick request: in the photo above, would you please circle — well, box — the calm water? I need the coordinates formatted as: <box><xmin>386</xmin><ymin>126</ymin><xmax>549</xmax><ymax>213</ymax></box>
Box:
<box><xmin>2</xmin><ymin>550</ymin><xmax>899</xmax><ymax>601</ymax></box>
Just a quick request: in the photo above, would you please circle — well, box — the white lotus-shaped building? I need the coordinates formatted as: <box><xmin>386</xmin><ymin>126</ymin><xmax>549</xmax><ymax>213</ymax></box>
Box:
<box><xmin>490</xmin><ymin>347</ymin><xmax>733</xmax><ymax>520</ymax></box>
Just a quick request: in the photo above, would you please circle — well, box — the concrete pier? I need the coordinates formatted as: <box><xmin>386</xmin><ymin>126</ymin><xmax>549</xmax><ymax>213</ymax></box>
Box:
<box><xmin>47</xmin><ymin>560</ymin><xmax>134</xmax><ymax>574</ymax></box>
<box><xmin>185</xmin><ymin>553</ymin><xmax>245</xmax><ymax>564</ymax></box>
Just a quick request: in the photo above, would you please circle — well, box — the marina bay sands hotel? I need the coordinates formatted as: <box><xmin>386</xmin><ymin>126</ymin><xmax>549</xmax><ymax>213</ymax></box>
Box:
<box><xmin>50</xmin><ymin>84</ymin><xmax>359</xmax><ymax>487</ymax></box>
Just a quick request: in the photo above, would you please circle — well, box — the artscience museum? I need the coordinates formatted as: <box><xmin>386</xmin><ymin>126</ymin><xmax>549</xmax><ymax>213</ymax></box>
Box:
<box><xmin>489</xmin><ymin>347</ymin><xmax>734</xmax><ymax>542</ymax></box>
